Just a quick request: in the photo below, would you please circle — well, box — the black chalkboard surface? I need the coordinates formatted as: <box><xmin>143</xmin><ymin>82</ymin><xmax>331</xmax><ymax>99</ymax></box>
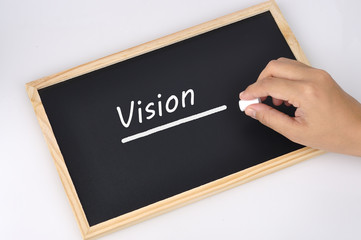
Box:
<box><xmin>27</xmin><ymin>2</ymin><xmax>321</xmax><ymax>239</ymax></box>
<box><xmin>39</xmin><ymin>11</ymin><xmax>299</xmax><ymax>226</ymax></box>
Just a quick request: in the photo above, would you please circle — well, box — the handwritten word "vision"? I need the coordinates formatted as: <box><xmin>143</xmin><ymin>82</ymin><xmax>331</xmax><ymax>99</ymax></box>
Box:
<box><xmin>116</xmin><ymin>89</ymin><xmax>195</xmax><ymax>128</ymax></box>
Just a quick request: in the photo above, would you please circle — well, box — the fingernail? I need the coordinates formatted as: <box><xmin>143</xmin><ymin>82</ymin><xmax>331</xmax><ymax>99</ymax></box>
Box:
<box><xmin>245</xmin><ymin>108</ymin><xmax>256</xmax><ymax>119</ymax></box>
<box><xmin>239</xmin><ymin>91</ymin><xmax>244</xmax><ymax>99</ymax></box>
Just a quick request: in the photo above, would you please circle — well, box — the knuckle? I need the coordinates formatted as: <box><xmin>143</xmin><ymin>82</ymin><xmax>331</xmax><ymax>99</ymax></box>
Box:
<box><xmin>266</xmin><ymin>59</ymin><xmax>278</xmax><ymax>70</ymax></box>
<box><xmin>302</xmin><ymin>83</ymin><xmax>317</xmax><ymax>97</ymax></box>
<box><xmin>315</xmin><ymin>69</ymin><xmax>332</xmax><ymax>83</ymax></box>
<box><xmin>257</xmin><ymin>107</ymin><xmax>274</xmax><ymax>126</ymax></box>
<box><xmin>257</xmin><ymin>112</ymin><xmax>269</xmax><ymax>125</ymax></box>
<box><xmin>258</xmin><ymin>76</ymin><xmax>272</xmax><ymax>87</ymax></box>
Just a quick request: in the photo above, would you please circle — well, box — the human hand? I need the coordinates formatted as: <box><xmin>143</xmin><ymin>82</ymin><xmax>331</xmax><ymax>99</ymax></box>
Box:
<box><xmin>239</xmin><ymin>58</ymin><xmax>361</xmax><ymax>156</ymax></box>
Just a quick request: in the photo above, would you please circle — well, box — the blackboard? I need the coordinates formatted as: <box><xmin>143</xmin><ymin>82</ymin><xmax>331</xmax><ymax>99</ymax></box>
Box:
<box><xmin>26</xmin><ymin>1</ymin><xmax>322</xmax><ymax>239</ymax></box>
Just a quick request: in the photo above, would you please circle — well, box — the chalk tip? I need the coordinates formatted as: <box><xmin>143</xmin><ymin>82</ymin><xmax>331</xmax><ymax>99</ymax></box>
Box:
<box><xmin>239</xmin><ymin>98</ymin><xmax>260</xmax><ymax>112</ymax></box>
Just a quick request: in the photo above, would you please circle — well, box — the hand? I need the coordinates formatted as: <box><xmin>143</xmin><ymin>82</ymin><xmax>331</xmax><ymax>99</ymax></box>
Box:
<box><xmin>239</xmin><ymin>57</ymin><xmax>361</xmax><ymax>156</ymax></box>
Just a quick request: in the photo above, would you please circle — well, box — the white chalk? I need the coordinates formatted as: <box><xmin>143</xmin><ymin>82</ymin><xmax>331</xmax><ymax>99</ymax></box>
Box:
<box><xmin>239</xmin><ymin>98</ymin><xmax>261</xmax><ymax>112</ymax></box>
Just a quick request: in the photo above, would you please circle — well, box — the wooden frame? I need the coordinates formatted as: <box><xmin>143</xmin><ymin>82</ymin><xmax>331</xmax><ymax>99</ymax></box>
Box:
<box><xmin>26</xmin><ymin>1</ymin><xmax>323</xmax><ymax>239</ymax></box>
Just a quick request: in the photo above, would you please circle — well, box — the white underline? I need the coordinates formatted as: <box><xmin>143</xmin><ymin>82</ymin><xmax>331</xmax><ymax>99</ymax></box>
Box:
<box><xmin>121</xmin><ymin>105</ymin><xmax>227</xmax><ymax>143</ymax></box>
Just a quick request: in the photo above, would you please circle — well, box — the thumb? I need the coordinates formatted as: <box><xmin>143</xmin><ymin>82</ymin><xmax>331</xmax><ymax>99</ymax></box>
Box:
<box><xmin>245</xmin><ymin>103</ymin><xmax>299</xmax><ymax>138</ymax></box>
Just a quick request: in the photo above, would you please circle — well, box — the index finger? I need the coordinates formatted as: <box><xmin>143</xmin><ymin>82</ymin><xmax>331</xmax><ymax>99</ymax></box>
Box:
<box><xmin>240</xmin><ymin>76</ymin><xmax>303</xmax><ymax>107</ymax></box>
<box><xmin>258</xmin><ymin>58</ymin><xmax>313</xmax><ymax>82</ymax></box>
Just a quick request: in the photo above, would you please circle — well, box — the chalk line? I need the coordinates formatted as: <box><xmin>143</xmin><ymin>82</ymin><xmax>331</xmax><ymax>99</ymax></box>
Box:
<box><xmin>121</xmin><ymin>105</ymin><xmax>227</xmax><ymax>143</ymax></box>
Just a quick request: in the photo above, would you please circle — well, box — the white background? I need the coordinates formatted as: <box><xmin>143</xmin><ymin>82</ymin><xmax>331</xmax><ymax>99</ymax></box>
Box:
<box><xmin>1</xmin><ymin>0</ymin><xmax>361</xmax><ymax>239</ymax></box>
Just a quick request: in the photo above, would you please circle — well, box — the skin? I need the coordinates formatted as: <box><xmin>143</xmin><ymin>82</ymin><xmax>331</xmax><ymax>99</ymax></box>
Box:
<box><xmin>239</xmin><ymin>57</ymin><xmax>361</xmax><ymax>156</ymax></box>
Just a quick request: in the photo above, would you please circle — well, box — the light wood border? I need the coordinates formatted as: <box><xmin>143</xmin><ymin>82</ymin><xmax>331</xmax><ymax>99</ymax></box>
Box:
<box><xmin>26</xmin><ymin>1</ymin><xmax>323</xmax><ymax>239</ymax></box>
